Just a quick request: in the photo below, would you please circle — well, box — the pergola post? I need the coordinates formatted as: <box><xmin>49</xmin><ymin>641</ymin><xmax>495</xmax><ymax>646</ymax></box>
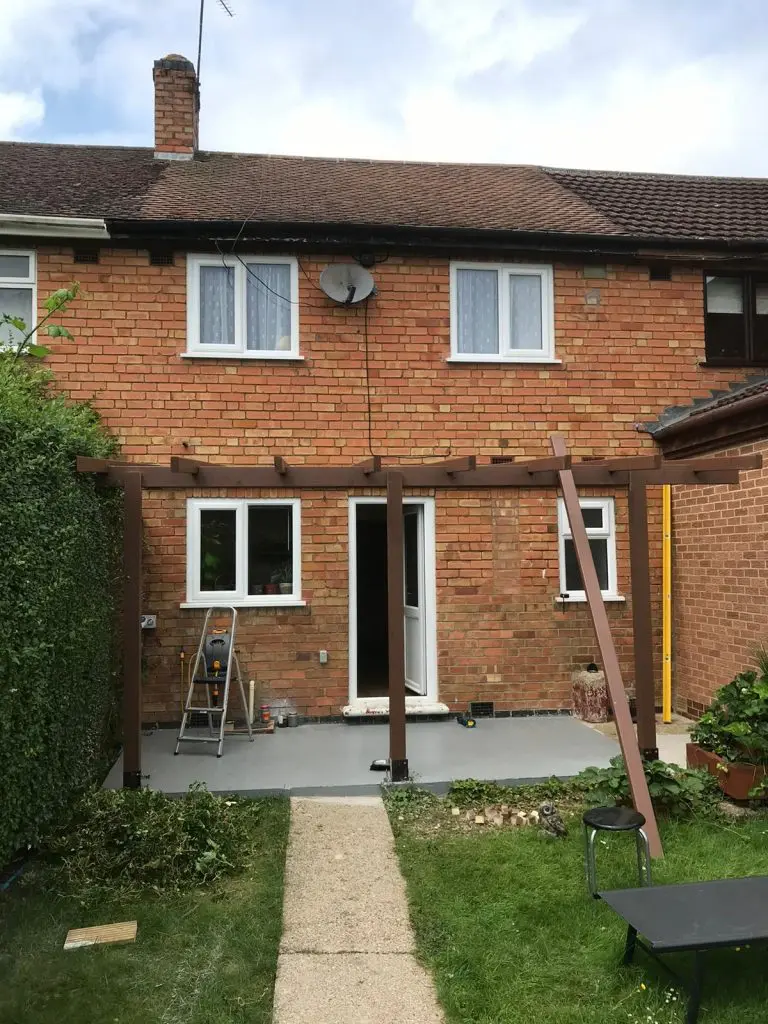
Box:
<box><xmin>122</xmin><ymin>471</ymin><xmax>143</xmax><ymax>789</ymax></box>
<box><xmin>386</xmin><ymin>471</ymin><xmax>408</xmax><ymax>782</ymax></box>
<box><xmin>628</xmin><ymin>477</ymin><xmax>659</xmax><ymax>760</ymax></box>
<box><xmin>551</xmin><ymin>436</ymin><xmax>663</xmax><ymax>858</ymax></box>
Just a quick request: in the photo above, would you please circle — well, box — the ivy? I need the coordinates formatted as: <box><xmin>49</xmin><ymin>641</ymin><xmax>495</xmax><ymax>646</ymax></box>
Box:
<box><xmin>0</xmin><ymin>359</ymin><xmax>121</xmax><ymax>867</ymax></box>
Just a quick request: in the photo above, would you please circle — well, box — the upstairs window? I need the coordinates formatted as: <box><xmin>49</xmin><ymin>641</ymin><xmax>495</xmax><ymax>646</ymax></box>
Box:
<box><xmin>187</xmin><ymin>255</ymin><xmax>299</xmax><ymax>357</ymax></box>
<box><xmin>0</xmin><ymin>251</ymin><xmax>35</xmax><ymax>349</ymax></box>
<box><xmin>705</xmin><ymin>273</ymin><xmax>768</xmax><ymax>364</ymax></box>
<box><xmin>450</xmin><ymin>262</ymin><xmax>554</xmax><ymax>362</ymax></box>
<box><xmin>557</xmin><ymin>498</ymin><xmax>617</xmax><ymax>601</ymax></box>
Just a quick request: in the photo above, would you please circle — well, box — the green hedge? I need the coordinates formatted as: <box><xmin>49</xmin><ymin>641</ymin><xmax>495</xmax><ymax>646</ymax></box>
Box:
<box><xmin>0</xmin><ymin>364</ymin><xmax>121</xmax><ymax>866</ymax></box>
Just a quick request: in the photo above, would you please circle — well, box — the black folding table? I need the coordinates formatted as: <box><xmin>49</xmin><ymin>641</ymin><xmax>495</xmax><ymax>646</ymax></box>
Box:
<box><xmin>601</xmin><ymin>876</ymin><xmax>768</xmax><ymax>1024</ymax></box>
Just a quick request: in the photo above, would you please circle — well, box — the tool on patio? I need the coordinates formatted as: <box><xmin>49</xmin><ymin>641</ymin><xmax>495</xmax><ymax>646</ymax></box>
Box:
<box><xmin>174</xmin><ymin>607</ymin><xmax>253</xmax><ymax>757</ymax></box>
<box><xmin>583</xmin><ymin>806</ymin><xmax>651</xmax><ymax>899</ymax></box>
<box><xmin>456</xmin><ymin>711</ymin><xmax>476</xmax><ymax>728</ymax></box>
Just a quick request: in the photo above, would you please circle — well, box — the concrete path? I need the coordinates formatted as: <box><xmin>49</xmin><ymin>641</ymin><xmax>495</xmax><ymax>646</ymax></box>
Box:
<box><xmin>273</xmin><ymin>796</ymin><xmax>445</xmax><ymax>1024</ymax></box>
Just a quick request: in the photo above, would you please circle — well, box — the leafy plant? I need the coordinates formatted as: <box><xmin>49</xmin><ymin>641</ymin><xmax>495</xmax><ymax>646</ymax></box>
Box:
<box><xmin>446</xmin><ymin>776</ymin><xmax>572</xmax><ymax>809</ymax></box>
<box><xmin>41</xmin><ymin>784</ymin><xmax>263</xmax><ymax>899</ymax></box>
<box><xmin>576</xmin><ymin>756</ymin><xmax>719</xmax><ymax>814</ymax></box>
<box><xmin>0</xmin><ymin>357</ymin><xmax>120</xmax><ymax>867</ymax></box>
<box><xmin>0</xmin><ymin>283</ymin><xmax>79</xmax><ymax>363</ymax></box>
<box><xmin>690</xmin><ymin>669</ymin><xmax>768</xmax><ymax>765</ymax></box>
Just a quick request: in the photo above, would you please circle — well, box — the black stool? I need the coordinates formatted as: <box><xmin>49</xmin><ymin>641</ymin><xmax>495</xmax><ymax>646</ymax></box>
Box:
<box><xmin>583</xmin><ymin>806</ymin><xmax>652</xmax><ymax>899</ymax></box>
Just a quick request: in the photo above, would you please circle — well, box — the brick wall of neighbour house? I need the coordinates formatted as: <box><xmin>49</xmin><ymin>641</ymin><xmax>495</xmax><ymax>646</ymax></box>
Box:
<box><xmin>672</xmin><ymin>438</ymin><xmax>768</xmax><ymax>719</ymax></box>
<box><xmin>36</xmin><ymin>246</ymin><xmax>740</xmax><ymax>719</ymax></box>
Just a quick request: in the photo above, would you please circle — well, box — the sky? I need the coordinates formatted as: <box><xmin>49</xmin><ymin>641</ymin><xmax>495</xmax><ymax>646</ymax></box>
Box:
<box><xmin>1</xmin><ymin>0</ymin><xmax>767</xmax><ymax>175</ymax></box>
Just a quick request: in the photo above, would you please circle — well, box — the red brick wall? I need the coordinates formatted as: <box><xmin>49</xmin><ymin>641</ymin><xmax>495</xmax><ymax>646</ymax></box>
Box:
<box><xmin>672</xmin><ymin>438</ymin><xmax>768</xmax><ymax>717</ymax></box>
<box><xmin>35</xmin><ymin>247</ymin><xmax>741</xmax><ymax>717</ymax></box>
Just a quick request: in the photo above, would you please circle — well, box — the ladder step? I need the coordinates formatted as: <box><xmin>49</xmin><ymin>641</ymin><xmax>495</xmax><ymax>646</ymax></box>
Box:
<box><xmin>185</xmin><ymin>707</ymin><xmax>225</xmax><ymax>713</ymax></box>
<box><xmin>177</xmin><ymin>735</ymin><xmax>221</xmax><ymax>744</ymax></box>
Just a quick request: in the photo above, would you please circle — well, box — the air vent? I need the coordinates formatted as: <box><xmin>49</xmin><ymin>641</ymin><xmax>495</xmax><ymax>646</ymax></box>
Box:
<box><xmin>491</xmin><ymin>456</ymin><xmax>516</xmax><ymax>465</ymax></box>
<box><xmin>469</xmin><ymin>701</ymin><xmax>495</xmax><ymax>718</ymax></box>
<box><xmin>73</xmin><ymin>249</ymin><xmax>99</xmax><ymax>264</ymax></box>
<box><xmin>149</xmin><ymin>251</ymin><xmax>175</xmax><ymax>266</ymax></box>
<box><xmin>649</xmin><ymin>265</ymin><xmax>672</xmax><ymax>282</ymax></box>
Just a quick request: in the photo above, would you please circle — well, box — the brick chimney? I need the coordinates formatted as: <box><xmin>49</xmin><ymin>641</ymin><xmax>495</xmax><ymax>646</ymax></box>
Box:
<box><xmin>153</xmin><ymin>54</ymin><xmax>199</xmax><ymax>159</ymax></box>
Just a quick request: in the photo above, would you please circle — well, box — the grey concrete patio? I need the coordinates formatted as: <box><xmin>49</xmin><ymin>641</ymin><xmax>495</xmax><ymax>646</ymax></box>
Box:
<box><xmin>104</xmin><ymin>714</ymin><xmax>620</xmax><ymax>795</ymax></box>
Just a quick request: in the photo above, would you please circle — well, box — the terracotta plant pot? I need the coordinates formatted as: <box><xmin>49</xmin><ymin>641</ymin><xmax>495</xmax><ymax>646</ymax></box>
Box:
<box><xmin>686</xmin><ymin>742</ymin><xmax>768</xmax><ymax>801</ymax></box>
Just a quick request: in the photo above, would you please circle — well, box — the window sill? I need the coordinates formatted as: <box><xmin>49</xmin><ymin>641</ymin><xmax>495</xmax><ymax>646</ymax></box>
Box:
<box><xmin>698</xmin><ymin>360</ymin><xmax>768</xmax><ymax>369</ymax></box>
<box><xmin>180</xmin><ymin>352</ymin><xmax>304</xmax><ymax>361</ymax></box>
<box><xmin>181</xmin><ymin>599</ymin><xmax>307</xmax><ymax>609</ymax></box>
<box><xmin>446</xmin><ymin>356</ymin><xmax>562</xmax><ymax>365</ymax></box>
<box><xmin>556</xmin><ymin>594</ymin><xmax>626</xmax><ymax>604</ymax></box>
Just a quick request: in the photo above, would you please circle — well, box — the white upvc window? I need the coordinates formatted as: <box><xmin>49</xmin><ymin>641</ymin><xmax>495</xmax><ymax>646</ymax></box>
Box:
<box><xmin>557</xmin><ymin>498</ymin><xmax>618</xmax><ymax>601</ymax></box>
<box><xmin>450</xmin><ymin>261</ymin><xmax>554</xmax><ymax>362</ymax></box>
<box><xmin>186</xmin><ymin>498</ymin><xmax>302</xmax><ymax>606</ymax></box>
<box><xmin>0</xmin><ymin>250</ymin><xmax>36</xmax><ymax>349</ymax></box>
<box><xmin>186</xmin><ymin>255</ymin><xmax>299</xmax><ymax>358</ymax></box>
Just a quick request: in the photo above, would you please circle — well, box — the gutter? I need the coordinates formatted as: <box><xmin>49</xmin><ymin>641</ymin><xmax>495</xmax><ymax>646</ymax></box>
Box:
<box><xmin>0</xmin><ymin>213</ymin><xmax>109</xmax><ymax>239</ymax></box>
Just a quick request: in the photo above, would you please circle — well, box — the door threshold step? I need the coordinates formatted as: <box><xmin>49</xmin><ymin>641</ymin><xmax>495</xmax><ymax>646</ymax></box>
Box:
<box><xmin>341</xmin><ymin>699</ymin><xmax>450</xmax><ymax>718</ymax></box>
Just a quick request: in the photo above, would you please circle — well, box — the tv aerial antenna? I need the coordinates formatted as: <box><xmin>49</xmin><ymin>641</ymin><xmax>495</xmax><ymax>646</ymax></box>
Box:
<box><xmin>197</xmin><ymin>0</ymin><xmax>235</xmax><ymax>83</ymax></box>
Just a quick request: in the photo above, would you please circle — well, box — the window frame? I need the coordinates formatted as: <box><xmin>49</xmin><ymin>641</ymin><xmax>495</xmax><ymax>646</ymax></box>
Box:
<box><xmin>186</xmin><ymin>254</ymin><xmax>300</xmax><ymax>359</ymax></box>
<box><xmin>704</xmin><ymin>271</ymin><xmax>768</xmax><ymax>366</ymax></box>
<box><xmin>449</xmin><ymin>261</ymin><xmax>555</xmax><ymax>363</ymax></box>
<box><xmin>185</xmin><ymin>497</ymin><xmax>303</xmax><ymax>607</ymax></box>
<box><xmin>0</xmin><ymin>249</ymin><xmax>37</xmax><ymax>348</ymax></box>
<box><xmin>557</xmin><ymin>497</ymin><xmax>618</xmax><ymax>602</ymax></box>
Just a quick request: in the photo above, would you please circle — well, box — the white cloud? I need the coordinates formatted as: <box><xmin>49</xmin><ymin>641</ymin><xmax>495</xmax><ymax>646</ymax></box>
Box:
<box><xmin>0</xmin><ymin>0</ymin><xmax>765</xmax><ymax>175</ymax></box>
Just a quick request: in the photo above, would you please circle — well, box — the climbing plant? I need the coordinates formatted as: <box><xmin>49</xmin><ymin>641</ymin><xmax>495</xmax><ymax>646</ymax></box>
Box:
<box><xmin>0</xmin><ymin>297</ymin><xmax>121</xmax><ymax>867</ymax></box>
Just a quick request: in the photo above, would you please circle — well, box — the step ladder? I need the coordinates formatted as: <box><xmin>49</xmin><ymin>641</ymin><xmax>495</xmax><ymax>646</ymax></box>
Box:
<box><xmin>174</xmin><ymin>607</ymin><xmax>253</xmax><ymax>757</ymax></box>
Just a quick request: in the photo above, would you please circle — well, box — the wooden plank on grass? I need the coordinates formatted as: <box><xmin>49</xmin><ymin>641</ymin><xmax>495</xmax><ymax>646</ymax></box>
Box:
<box><xmin>64</xmin><ymin>921</ymin><xmax>137</xmax><ymax>949</ymax></box>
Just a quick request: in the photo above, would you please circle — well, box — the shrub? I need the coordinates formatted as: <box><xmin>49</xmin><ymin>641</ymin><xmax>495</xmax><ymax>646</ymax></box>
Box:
<box><xmin>690</xmin><ymin>670</ymin><xmax>768</xmax><ymax>765</ymax></box>
<box><xmin>576</xmin><ymin>756</ymin><xmax>719</xmax><ymax>814</ymax></box>
<box><xmin>41</xmin><ymin>785</ymin><xmax>262</xmax><ymax>899</ymax></box>
<box><xmin>0</xmin><ymin>361</ymin><xmax>120</xmax><ymax>866</ymax></box>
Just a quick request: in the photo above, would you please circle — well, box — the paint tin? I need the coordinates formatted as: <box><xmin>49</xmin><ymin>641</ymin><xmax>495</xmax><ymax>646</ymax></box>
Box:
<box><xmin>287</xmin><ymin>712</ymin><xmax>299</xmax><ymax>728</ymax></box>
<box><xmin>259</xmin><ymin>704</ymin><xmax>271</xmax><ymax>724</ymax></box>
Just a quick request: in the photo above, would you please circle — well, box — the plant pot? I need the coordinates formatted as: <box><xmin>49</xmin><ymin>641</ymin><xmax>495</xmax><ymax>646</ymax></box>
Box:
<box><xmin>686</xmin><ymin>742</ymin><xmax>768</xmax><ymax>801</ymax></box>
<box><xmin>264</xmin><ymin>583</ymin><xmax>278</xmax><ymax>595</ymax></box>
<box><xmin>279</xmin><ymin>583</ymin><xmax>292</xmax><ymax>595</ymax></box>
<box><xmin>250</xmin><ymin>584</ymin><xmax>264</xmax><ymax>595</ymax></box>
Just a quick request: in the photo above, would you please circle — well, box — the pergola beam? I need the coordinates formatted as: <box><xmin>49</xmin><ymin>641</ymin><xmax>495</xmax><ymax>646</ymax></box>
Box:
<box><xmin>552</xmin><ymin>434</ymin><xmax>663</xmax><ymax>859</ymax></box>
<box><xmin>357</xmin><ymin>456</ymin><xmax>382</xmax><ymax>475</ymax></box>
<box><xmin>122</xmin><ymin>471</ymin><xmax>143</xmax><ymax>790</ymax></box>
<box><xmin>169</xmin><ymin>456</ymin><xmax>200</xmax><ymax>476</ymax></box>
<box><xmin>628</xmin><ymin>476</ymin><xmax>658</xmax><ymax>760</ymax></box>
<box><xmin>274</xmin><ymin>456</ymin><xmax>289</xmax><ymax>476</ymax></box>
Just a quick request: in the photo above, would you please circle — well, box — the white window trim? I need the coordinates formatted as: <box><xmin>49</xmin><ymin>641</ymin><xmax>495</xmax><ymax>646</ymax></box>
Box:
<box><xmin>186</xmin><ymin>254</ymin><xmax>299</xmax><ymax>358</ymax></box>
<box><xmin>449</xmin><ymin>261</ymin><xmax>554</xmax><ymax>362</ymax></box>
<box><xmin>0</xmin><ymin>249</ymin><xmax>36</xmax><ymax>347</ymax></box>
<box><xmin>557</xmin><ymin>497</ymin><xmax>619</xmax><ymax>602</ymax></box>
<box><xmin>185</xmin><ymin>497</ymin><xmax>302</xmax><ymax>607</ymax></box>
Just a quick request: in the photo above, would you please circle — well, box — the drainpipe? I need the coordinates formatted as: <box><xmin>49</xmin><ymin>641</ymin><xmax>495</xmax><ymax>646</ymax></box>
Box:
<box><xmin>662</xmin><ymin>485</ymin><xmax>672</xmax><ymax>722</ymax></box>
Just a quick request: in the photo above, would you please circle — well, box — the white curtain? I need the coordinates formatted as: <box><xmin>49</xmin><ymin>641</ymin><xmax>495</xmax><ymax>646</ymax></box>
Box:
<box><xmin>509</xmin><ymin>274</ymin><xmax>542</xmax><ymax>350</ymax></box>
<box><xmin>246</xmin><ymin>264</ymin><xmax>292</xmax><ymax>351</ymax></box>
<box><xmin>199</xmin><ymin>266</ymin><xmax>235</xmax><ymax>345</ymax></box>
<box><xmin>0</xmin><ymin>286</ymin><xmax>33</xmax><ymax>346</ymax></box>
<box><xmin>456</xmin><ymin>269</ymin><xmax>498</xmax><ymax>354</ymax></box>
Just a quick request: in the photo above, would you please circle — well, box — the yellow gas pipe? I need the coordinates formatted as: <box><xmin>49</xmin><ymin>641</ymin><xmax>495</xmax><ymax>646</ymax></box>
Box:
<box><xmin>662</xmin><ymin>485</ymin><xmax>672</xmax><ymax>723</ymax></box>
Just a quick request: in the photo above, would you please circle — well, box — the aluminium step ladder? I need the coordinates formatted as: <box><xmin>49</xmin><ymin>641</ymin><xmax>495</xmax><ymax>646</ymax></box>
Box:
<box><xmin>174</xmin><ymin>607</ymin><xmax>253</xmax><ymax>757</ymax></box>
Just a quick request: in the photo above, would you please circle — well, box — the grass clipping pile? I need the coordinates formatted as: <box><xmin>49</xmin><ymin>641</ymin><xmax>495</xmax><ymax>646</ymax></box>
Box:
<box><xmin>39</xmin><ymin>784</ymin><xmax>261</xmax><ymax>901</ymax></box>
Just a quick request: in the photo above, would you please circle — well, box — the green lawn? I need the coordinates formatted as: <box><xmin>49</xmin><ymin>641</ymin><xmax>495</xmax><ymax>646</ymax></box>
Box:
<box><xmin>0</xmin><ymin>797</ymin><xmax>290</xmax><ymax>1024</ymax></box>
<box><xmin>391</xmin><ymin>799</ymin><xmax>768</xmax><ymax>1024</ymax></box>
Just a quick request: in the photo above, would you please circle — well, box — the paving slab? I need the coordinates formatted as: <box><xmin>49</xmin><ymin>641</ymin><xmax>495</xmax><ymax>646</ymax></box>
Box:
<box><xmin>104</xmin><ymin>715</ymin><xmax>619</xmax><ymax>795</ymax></box>
<box><xmin>281</xmin><ymin>799</ymin><xmax>414</xmax><ymax>954</ymax></box>
<box><xmin>273</xmin><ymin>953</ymin><xmax>444</xmax><ymax>1024</ymax></box>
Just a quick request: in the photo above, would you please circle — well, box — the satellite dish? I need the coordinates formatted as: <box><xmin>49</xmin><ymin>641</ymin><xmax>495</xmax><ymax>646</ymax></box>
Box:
<box><xmin>319</xmin><ymin>264</ymin><xmax>375</xmax><ymax>305</ymax></box>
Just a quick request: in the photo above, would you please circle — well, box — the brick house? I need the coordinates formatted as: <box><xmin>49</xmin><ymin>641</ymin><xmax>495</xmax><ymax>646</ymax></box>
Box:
<box><xmin>2</xmin><ymin>52</ymin><xmax>768</xmax><ymax>722</ymax></box>
<box><xmin>648</xmin><ymin>379</ymin><xmax>768</xmax><ymax>717</ymax></box>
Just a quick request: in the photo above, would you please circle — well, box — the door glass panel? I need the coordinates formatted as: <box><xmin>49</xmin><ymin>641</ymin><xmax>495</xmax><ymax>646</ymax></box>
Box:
<box><xmin>564</xmin><ymin>538</ymin><xmax>609</xmax><ymax>593</ymax></box>
<box><xmin>581</xmin><ymin>507</ymin><xmax>604</xmax><ymax>530</ymax></box>
<box><xmin>404</xmin><ymin>511</ymin><xmax>419</xmax><ymax>607</ymax></box>
<box><xmin>247</xmin><ymin>505</ymin><xmax>292</xmax><ymax>595</ymax></box>
<box><xmin>200</xmin><ymin>509</ymin><xmax>237</xmax><ymax>591</ymax></box>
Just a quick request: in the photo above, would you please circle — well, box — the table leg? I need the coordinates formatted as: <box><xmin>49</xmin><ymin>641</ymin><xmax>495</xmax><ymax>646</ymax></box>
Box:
<box><xmin>685</xmin><ymin>953</ymin><xmax>703</xmax><ymax>1024</ymax></box>
<box><xmin>623</xmin><ymin>925</ymin><xmax>637</xmax><ymax>965</ymax></box>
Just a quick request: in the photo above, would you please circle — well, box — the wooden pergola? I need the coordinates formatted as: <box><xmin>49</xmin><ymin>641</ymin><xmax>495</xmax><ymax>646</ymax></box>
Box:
<box><xmin>78</xmin><ymin>438</ymin><xmax>760</xmax><ymax>859</ymax></box>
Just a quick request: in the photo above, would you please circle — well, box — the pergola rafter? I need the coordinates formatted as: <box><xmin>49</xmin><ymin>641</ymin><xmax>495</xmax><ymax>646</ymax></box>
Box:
<box><xmin>79</xmin><ymin>445</ymin><xmax>761</xmax><ymax>842</ymax></box>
